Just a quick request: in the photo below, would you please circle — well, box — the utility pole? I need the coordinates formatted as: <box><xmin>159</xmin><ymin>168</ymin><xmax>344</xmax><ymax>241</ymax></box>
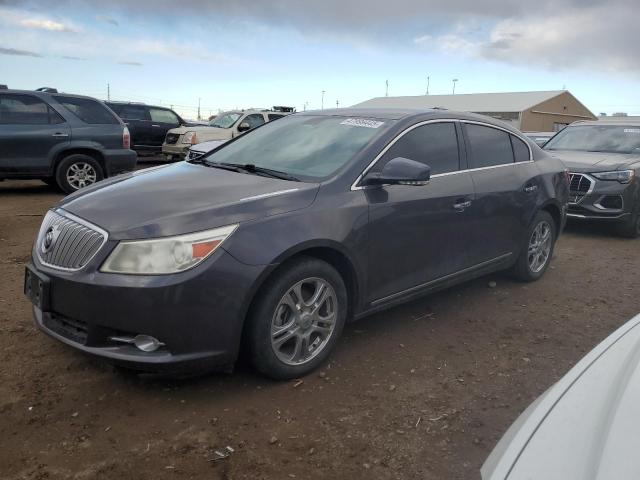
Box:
<box><xmin>107</xmin><ymin>83</ymin><xmax>110</xmax><ymax>101</ymax></box>
<box><xmin>336</xmin><ymin>100</ymin><xmax>339</xmax><ymax>108</ymax></box>
<box><xmin>385</xmin><ymin>79</ymin><xmax>389</xmax><ymax>97</ymax></box>
<box><xmin>304</xmin><ymin>101</ymin><xmax>309</xmax><ymax>111</ymax></box>
<box><xmin>197</xmin><ymin>98</ymin><xmax>201</xmax><ymax>120</ymax></box>
<box><xmin>452</xmin><ymin>78</ymin><xmax>459</xmax><ymax>95</ymax></box>
<box><xmin>321</xmin><ymin>90</ymin><xmax>325</xmax><ymax>110</ymax></box>
<box><xmin>426</xmin><ymin>76</ymin><xmax>430</xmax><ymax>95</ymax></box>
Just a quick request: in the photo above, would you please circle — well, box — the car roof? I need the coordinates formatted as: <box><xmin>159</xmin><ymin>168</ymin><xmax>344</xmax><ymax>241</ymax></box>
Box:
<box><xmin>2</xmin><ymin>89</ymin><xmax>100</xmax><ymax>101</ymax></box>
<box><xmin>298</xmin><ymin>107</ymin><xmax>525</xmax><ymax>129</ymax></box>
<box><xmin>571</xmin><ymin>119</ymin><xmax>640</xmax><ymax>127</ymax></box>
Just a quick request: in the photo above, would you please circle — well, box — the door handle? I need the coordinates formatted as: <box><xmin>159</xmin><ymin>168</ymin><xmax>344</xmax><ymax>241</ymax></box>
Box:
<box><xmin>524</xmin><ymin>184</ymin><xmax>538</xmax><ymax>193</ymax></box>
<box><xmin>152</xmin><ymin>124</ymin><xmax>161</xmax><ymax>127</ymax></box>
<box><xmin>52</xmin><ymin>133</ymin><xmax>69</xmax><ymax>138</ymax></box>
<box><xmin>453</xmin><ymin>200</ymin><xmax>472</xmax><ymax>212</ymax></box>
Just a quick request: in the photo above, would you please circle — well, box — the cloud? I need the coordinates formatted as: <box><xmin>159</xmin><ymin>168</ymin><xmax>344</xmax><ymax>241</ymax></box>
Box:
<box><xmin>0</xmin><ymin>46</ymin><xmax>42</xmax><ymax>57</ymax></box>
<box><xmin>118</xmin><ymin>60</ymin><xmax>142</xmax><ymax>66</ymax></box>
<box><xmin>96</xmin><ymin>15</ymin><xmax>118</xmax><ymax>26</ymax></box>
<box><xmin>20</xmin><ymin>17</ymin><xmax>77</xmax><ymax>32</ymax></box>
<box><xmin>61</xmin><ymin>55</ymin><xmax>86</xmax><ymax>60</ymax></box>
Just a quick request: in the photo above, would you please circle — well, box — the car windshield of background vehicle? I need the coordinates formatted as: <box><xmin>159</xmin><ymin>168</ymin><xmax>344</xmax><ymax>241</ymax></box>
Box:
<box><xmin>209</xmin><ymin>113</ymin><xmax>242</xmax><ymax>128</ymax></box>
<box><xmin>544</xmin><ymin>125</ymin><xmax>640</xmax><ymax>154</ymax></box>
<box><xmin>202</xmin><ymin>115</ymin><xmax>392</xmax><ymax>181</ymax></box>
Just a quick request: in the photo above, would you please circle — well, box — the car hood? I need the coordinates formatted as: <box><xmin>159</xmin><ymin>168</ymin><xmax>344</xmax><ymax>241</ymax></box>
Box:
<box><xmin>547</xmin><ymin>150</ymin><xmax>640</xmax><ymax>172</ymax></box>
<box><xmin>169</xmin><ymin>125</ymin><xmax>232</xmax><ymax>138</ymax></box>
<box><xmin>57</xmin><ymin>162</ymin><xmax>319</xmax><ymax>240</ymax></box>
<box><xmin>482</xmin><ymin>314</ymin><xmax>640</xmax><ymax>480</ymax></box>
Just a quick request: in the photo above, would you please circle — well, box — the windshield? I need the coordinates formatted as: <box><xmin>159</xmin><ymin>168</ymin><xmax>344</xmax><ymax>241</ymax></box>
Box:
<box><xmin>209</xmin><ymin>112</ymin><xmax>241</xmax><ymax>128</ymax></box>
<box><xmin>200</xmin><ymin>115</ymin><xmax>391</xmax><ymax>181</ymax></box>
<box><xmin>544</xmin><ymin>125</ymin><xmax>640</xmax><ymax>154</ymax></box>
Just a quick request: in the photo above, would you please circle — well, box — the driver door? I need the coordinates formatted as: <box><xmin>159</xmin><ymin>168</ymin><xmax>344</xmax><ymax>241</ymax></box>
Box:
<box><xmin>364</xmin><ymin>121</ymin><xmax>476</xmax><ymax>304</ymax></box>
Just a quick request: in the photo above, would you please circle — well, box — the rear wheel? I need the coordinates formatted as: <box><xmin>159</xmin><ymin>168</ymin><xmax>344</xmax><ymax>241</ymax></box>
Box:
<box><xmin>247</xmin><ymin>257</ymin><xmax>347</xmax><ymax>380</ymax></box>
<box><xmin>511</xmin><ymin>210</ymin><xmax>557</xmax><ymax>282</ymax></box>
<box><xmin>55</xmin><ymin>154</ymin><xmax>104</xmax><ymax>194</ymax></box>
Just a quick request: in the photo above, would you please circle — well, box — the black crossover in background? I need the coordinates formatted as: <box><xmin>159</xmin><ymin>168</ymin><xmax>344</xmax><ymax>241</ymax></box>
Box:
<box><xmin>0</xmin><ymin>89</ymin><xmax>137</xmax><ymax>192</ymax></box>
<box><xmin>105</xmin><ymin>102</ymin><xmax>187</xmax><ymax>155</ymax></box>
<box><xmin>544</xmin><ymin>119</ymin><xmax>640</xmax><ymax>237</ymax></box>
<box><xmin>25</xmin><ymin>109</ymin><xmax>569</xmax><ymax>379</ymax></box>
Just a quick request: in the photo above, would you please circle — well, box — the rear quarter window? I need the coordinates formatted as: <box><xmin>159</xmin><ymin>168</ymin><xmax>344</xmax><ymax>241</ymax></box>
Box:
<box><xmin>54</xmin><ymin>96</ymin><xmax>119</xmax><ymax>124</ymax></box>
<box><xmin>511</xmin><ymin>135</ymin><xmax>531</xmax><ymax>162</ymax></box>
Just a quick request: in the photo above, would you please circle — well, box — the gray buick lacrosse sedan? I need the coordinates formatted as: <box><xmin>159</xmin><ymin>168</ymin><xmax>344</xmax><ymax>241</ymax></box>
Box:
<box><xmin>25</xmin><ymin>108</ymin><xmax>569</xmax><ymax>379</ymax></box>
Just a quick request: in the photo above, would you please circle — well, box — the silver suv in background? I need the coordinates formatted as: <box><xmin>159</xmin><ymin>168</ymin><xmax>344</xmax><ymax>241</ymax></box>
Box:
<box><xmin>162</xmin><ymin>107</ymin><xmax>293</xmax><ymax>161</ymax></box>
<box><xmin>0</xmin><ymin>89</ymin><xmax>136</xmax><ymax>193</ymax></box>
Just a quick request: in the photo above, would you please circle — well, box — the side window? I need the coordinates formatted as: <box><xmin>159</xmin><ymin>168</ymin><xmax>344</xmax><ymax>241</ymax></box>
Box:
<box><xmin>242</xmin><ymin>114</ymin><xmax>266</xmax><ymax>129</ymax></box>
<box><xmin>377</xmin><ymin>122</ymin><xmax>460</xmax><ymax>175</ymax></box>
<box><xmin>149</xmin><ymin>108</ymin><xmax>180</xmax><ymax>125</ymax></box>
<box><xmin>54</xmin><ymin>96</ymin><xmax>119</xmax><ymax>124</ymax></box>
<box><xmin>465</xmin><ymin>124</ymin><xmax>514</xmax><ymax>168</ymax></box>
<box><xmin>0</xmin><ymin>94</ymin><xmax>58</xmax><ymax>125</ymax></box>
<box><xmin>119</xmin><ymin>105</ymin><xmax>150</xmax><ymax>121</ymax></box>
<box><xmin>268</xmin><ymin>114</ymin><xmax>284</xmax><ymax>121</ymax></box>
<box><xmin>511</xmin><ymin>135</ymin><xmax>531</xmax><ymax>163</ymax></box>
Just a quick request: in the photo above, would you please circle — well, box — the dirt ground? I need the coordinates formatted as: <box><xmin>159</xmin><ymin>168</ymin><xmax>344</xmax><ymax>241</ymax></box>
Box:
<box><xmin>1</xmin><ymin>164</ymin><xmax>639</xmax><ymax>479</ymax></box>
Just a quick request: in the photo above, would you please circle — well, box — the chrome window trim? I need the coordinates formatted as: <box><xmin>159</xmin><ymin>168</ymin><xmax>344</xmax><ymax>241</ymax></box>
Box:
<box><xmin>351</xmin><ymin>118</ymin><xmax>534</xmax><ymax>191</ymax></box>
<box><xmin>36</xmin><ymin>208</ymin><xmax>109</xmax><ymax>272</ymax></box>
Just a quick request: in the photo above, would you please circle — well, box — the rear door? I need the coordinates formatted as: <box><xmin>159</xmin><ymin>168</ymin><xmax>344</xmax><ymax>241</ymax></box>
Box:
<box><xmin>117</xmin><ymin>105</ymin><xmax>152</xmax><ymax>149</ymax></box>
<box><xmin>148</xmin><ymin>107</ymin><xmax>181</xmax><ymax>146</ymax></box>
<box><xmin>365</xmin><ymin>121</ymin><xmax>476</xmax><ymax>303</ymax></box>
<box><xmin>462</xmin><ymin>122</ymin><xmax>539</xmax><ymax>263</ymax></box>
<box><xmin>0</xmin><ymin>93</ymin><xmax>70</xmax><ymax>174</ymax></box>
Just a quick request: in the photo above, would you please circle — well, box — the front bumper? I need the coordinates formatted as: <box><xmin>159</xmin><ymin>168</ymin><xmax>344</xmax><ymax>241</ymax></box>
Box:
<box><xmin>161</xmin><ymin>143</ymin><xmax>190</xmax><ymax>160</ymax></box>
<box><xmin>28</xmin><ymin>248</ymin><xmax>268</xmax><ymax>372</ymax></box>
<box><xmin>567</xmin><ymin>174</ymin><xmax>637</xmax><ymax>222</ymax></box>
<box><xmin>104</xmin><ymin>149</ymin><xmax>137</xmax><ymax>176</ymax></box>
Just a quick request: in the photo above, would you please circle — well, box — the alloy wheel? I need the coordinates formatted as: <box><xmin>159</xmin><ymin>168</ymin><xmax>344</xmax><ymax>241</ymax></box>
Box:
<box><xmin>528</xmin><ymin>220</ymin><xmax>552</xmax><ymax>273</ymax></box>
<box><xmin>66</xmin><ymin>162</ymin><xmax>97</xmax><ymax>190</ymax></box>
<box><xmin>270</xmin><ymin>277</ymin><xmax>338</xmax><ymax>366</ymax></box>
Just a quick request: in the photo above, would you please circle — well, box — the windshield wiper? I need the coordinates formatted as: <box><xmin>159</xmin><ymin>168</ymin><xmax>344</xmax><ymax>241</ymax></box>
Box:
<box><xmin>221</xmin><ymin>163</ymin><xmax>300</xmax><ymax>182</ymax></box>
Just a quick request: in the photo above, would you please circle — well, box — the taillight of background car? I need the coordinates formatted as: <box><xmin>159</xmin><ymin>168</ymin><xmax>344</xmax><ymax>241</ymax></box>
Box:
<box><xmin>123</xmin><ymin>126</ymin><xmax>131</xmax><ymax>149</ymax></box>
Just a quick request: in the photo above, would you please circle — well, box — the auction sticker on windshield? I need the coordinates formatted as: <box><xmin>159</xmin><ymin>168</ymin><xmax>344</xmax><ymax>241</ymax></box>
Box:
<box><xmin>340</xmin><ymin>118</ymin><xmax>385</xmax><ymax>129</ymax></box>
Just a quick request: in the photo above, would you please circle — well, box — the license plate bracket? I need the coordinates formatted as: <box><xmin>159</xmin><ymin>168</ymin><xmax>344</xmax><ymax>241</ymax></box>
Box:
<box><xmin>24</xmin><ymin>265</ymin><xmax>50</xmax><ymax>311</ymax></box>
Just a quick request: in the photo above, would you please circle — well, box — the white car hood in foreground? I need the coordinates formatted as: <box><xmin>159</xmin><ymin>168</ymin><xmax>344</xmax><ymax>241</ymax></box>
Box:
<box><xmin>483</xmin><ymin>314</ymin><xmax>640</xmax><ymax>480</ymax></box>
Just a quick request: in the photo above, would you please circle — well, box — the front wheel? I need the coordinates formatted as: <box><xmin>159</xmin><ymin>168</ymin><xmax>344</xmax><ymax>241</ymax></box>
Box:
<box><xmin>617</xmin><ymin>206</ymin><xmax>640</xmax><ymax>238</ymax></box>
<box><xmin>511</xmin><ymin>210</ymin><xmax>557</xmax><ymax>282</ymax></box>
<box><xmin>246</xmin><ymin>257</ymin><xmax>347</xmax><ymax>380</ymax></box>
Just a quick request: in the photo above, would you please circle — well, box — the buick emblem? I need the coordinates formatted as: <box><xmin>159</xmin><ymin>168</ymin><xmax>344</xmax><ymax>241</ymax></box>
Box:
<box><xmin>41</xmin><ymin>226</ymin><xmax>59</xmax><ymax>254</ymax></box>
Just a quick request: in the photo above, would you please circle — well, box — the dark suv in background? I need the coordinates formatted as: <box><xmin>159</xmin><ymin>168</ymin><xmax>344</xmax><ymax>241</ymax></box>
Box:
<box><xmin>544</xmin><ymin>119</ymin><xmax>640</xmax><ymax>237</ymax></box>
<box><xmin>0</xmin><ymin>89</ymin><xmax>137</xmax><ymax>193</ymax></box>
<box><xmin>105</xmin><ymin>102</ymin><xmax>191</xmax><ymax>156</ymax></box>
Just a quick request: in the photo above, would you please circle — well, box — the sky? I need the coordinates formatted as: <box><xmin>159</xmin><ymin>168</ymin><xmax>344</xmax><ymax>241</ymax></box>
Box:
<box><xmin>1</xmin><ymin>0</ymin><xmax>639</xmax><ymax>119</ymax></box>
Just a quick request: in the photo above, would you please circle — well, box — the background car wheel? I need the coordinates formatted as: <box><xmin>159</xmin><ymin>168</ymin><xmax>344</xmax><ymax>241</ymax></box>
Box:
<box><xmin>55</xmin><ymin>154</ymin><xmax>104</xmax><ymax>194</ymax></box>
<box><xmin>511</xmin><ymin>210</ymin><xmax>557</xmax><ymax>282</ymax></box>
<box><xmin>247</xmin><ymin>257</ymin><xmax>347</xmax><ymax>380</ymax></box>
<box><xmin>616</xmin><ymin>204</ymin><xmax>640</xmax><ymax>238</ymax></box>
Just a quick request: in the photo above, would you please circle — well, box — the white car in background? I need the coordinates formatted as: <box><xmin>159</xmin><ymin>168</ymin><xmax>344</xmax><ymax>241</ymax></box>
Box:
<box><xmin>483</xmin><ymin>313</ymin><xmax>640</xmax><ymax>479</ymax></box>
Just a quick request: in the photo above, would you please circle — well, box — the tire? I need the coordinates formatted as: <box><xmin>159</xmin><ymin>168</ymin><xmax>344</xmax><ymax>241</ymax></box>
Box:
<box><xmin>616</xmin><ymin>205</ymin><xmax>640</xmax><ymax>238</ymax></box>
<box><xmin>246</xmin><ymin>257</ymin><xmax>347</xmax><ymax>380</ymax></box>
<box><xmin>55</xmin><ymin>154</ymin><xmax>104</xmax><ymax>194</ymax></box>
<box><xmin>511</xmin><ymin>210</ymin><xmax>557</xmax><ymax>282</ymax></box>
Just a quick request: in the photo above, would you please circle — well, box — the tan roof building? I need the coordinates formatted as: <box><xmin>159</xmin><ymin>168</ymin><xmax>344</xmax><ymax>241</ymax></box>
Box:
<box><xmin>352</xmin><ymin>90</ymin><xmax>597</xmax><ymax>132</ymax></box>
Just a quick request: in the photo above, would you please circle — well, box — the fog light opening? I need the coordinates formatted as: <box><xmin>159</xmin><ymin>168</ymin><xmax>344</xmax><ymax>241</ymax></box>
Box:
<box><xmin>109</xmin><ymin>334</ymin><xmax>165</xmax><ymax>352</ymax></box>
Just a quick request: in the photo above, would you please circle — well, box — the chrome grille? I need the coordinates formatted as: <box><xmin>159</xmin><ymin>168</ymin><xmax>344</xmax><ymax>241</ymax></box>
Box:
<box><xmin>165</xmin><ymin>133</ymin><xmax>179</xmax><ymax>145</ymax></box>
<box><xmin>568</xmin><ymin>173</ymin><xmax>594</xmax><ymax>204</ymax></box>
<box><xmin>36</xmin><ymin>210</ymin><xmax>107</xmax><ymax>271</ymax></box>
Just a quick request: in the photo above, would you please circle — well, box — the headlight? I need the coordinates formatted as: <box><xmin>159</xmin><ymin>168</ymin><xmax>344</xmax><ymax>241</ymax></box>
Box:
<box><xmin>101</xmin><ymin>224</ymin><xmax>238</xmax><ymax>274</ymax></box>
<box><xmin>591</xmin><ymin>170</ymin><xmax>635</xmax><ymax>183</ymax></box>
<box><xmin>182</xmin><ymin>131</ymin><xmax>198</xmax><ymax>144</ymax></box>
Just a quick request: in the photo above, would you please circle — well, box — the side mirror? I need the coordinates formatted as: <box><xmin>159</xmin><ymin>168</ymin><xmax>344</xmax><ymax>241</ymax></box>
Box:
<box><xmin>362</xmin><ymin>157</ymin><xmax>431</xmax><ymax>187</ymax></box>
<box><xmin>237</xmin><ymin>122</ymin><xmax>251</xmax><ymax>132</ymax></box>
